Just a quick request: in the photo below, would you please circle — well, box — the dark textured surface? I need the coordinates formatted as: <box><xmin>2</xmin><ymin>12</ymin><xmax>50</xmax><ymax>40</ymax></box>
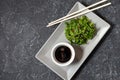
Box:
<box><xmin>0</xmin><ymin>0</ymin><xmax>120</xmax><ymax>80</ymax></box>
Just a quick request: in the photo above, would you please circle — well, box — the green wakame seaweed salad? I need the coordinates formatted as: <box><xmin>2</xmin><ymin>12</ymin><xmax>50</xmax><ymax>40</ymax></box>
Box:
<box><xmin>65</xmin><ymin>16</ymin><xmax>96</xmax><ymax>45</ymax></box>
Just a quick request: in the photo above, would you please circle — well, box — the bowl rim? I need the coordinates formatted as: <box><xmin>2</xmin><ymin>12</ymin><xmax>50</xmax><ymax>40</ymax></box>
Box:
<box><xmin>51</xmin><ymin>42</ymin><xmax>75</xmax><ymax>66</ymax></box>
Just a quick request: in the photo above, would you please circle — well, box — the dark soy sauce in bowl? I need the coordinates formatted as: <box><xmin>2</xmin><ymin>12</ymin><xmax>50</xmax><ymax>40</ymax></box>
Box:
<box><xmin>55</xmin><ymin>46</ymin><xmax>71</xmax><ymax>63</ymax></box>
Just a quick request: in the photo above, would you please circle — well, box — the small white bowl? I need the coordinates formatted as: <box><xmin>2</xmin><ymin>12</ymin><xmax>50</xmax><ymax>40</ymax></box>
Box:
<box><xmin>51</xmin><ymin>42</ymin><xmax>75</xmax><ymax>66</ymax></box>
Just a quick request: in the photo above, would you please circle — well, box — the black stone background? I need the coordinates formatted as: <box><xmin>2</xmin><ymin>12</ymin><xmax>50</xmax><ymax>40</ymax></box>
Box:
<box><xmin>0</xmin><ymin>0</ymin><xmax>120</xmax><ymax>80</ymax></box>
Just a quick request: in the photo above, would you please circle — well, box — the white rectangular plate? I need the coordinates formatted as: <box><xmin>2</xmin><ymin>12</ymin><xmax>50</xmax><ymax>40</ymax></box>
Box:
<box><xmin>35</xmin><ymin>2</ymin><xmax>110</xmax><ymax>80</ymax></box>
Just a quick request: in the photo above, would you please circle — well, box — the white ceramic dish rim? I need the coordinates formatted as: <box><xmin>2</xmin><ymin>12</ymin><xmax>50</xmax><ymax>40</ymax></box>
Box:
<box><xmin>51</xmin><ymin>42</ymin><xmax>75</xmax><ymax>66</ymax></box>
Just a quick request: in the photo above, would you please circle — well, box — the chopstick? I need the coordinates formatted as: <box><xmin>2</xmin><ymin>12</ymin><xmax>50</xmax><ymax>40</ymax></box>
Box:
<box><xmin>47</xmin><ymin>2</ymin><xmax>111</xmax><ymax>27</ymax></box>
<box><xmin>49</xmin><ymin>0</ymin><xmax>107</xmax><ymax>25</ymax></box>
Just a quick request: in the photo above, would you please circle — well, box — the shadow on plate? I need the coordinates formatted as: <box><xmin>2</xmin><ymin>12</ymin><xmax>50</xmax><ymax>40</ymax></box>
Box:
<box><xmin>72</xmin><ymin>45</ymin><xmax>83</xmax><ymax>64</ymax></box>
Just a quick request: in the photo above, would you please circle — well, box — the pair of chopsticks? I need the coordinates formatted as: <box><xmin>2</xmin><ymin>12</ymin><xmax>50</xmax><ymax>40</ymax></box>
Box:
<box><xmin>47</xmin><ymin>0</ymin><xmax>111</xmax><ymax>27</ymax></box>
